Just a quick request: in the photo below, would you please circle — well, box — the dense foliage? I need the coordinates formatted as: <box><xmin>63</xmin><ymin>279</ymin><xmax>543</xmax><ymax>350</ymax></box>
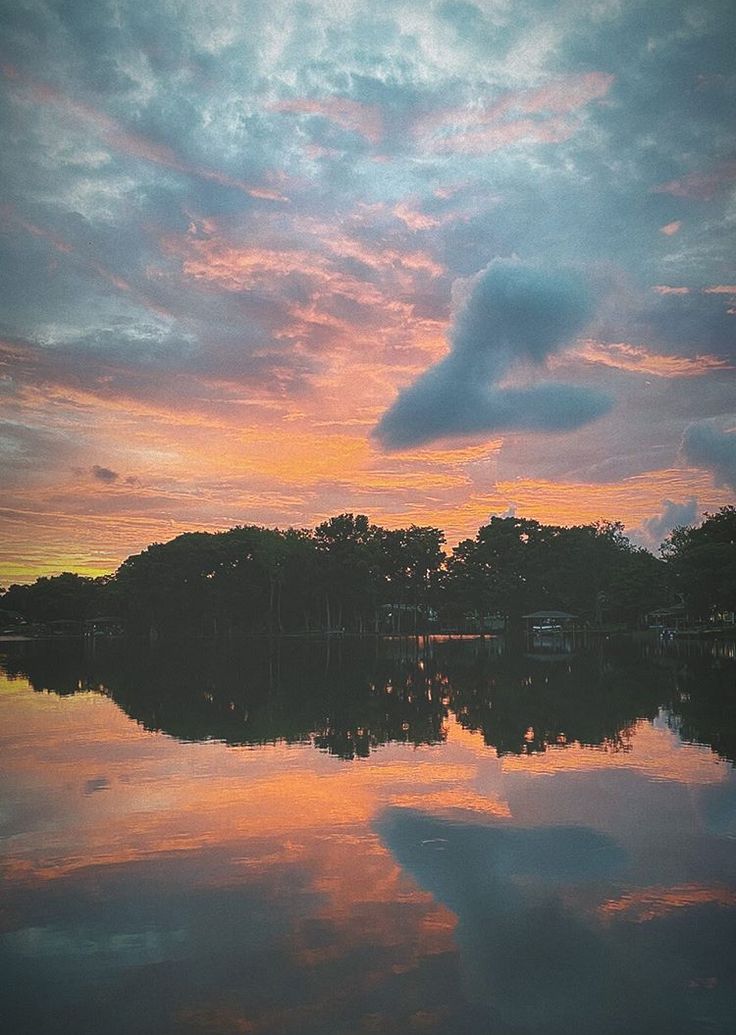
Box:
<box><xmin>1</xmin><ymin>508</ymin><xmax>734</xmax><ymax>636</ymax></box>
<box><xmin>662</xmin><ymin>505</ymin><xmax>736</xmax><ymax>618</ymax></box>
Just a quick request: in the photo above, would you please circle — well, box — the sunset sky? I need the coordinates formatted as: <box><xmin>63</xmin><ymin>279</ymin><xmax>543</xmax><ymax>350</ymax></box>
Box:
<box><xmin>1</xmin><ymin>0</ymin><xmax>735</xmax><ymax>584</ymax></box>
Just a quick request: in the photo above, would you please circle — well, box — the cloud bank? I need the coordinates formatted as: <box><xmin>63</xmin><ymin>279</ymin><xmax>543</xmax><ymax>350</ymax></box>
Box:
<box><xmin>374</xmin><ymin>261</ymin><xmax>611</xmax><ymax>450</ymax></box>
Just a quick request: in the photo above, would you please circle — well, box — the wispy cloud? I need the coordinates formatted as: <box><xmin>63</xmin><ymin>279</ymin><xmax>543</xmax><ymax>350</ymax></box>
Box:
<box><xmin>565</xmin><ymin>340</ymin><xmax>731</xmax><ymax>378</ymax></box>
<box><xmin>654</xmin><ymin>160</ymin><xmax>736</xmax><ymax>201</ymax></box>
<box><xmin>270</xmin><ymin>97</ymin><xmax>384</xmax><ymax>146</ymax></box>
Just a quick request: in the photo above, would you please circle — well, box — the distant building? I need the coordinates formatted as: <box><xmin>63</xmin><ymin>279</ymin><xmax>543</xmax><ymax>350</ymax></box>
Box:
<box><xmin>522</xmin><ymin>610</ymin><xmax>577</xmax><ymax>635</ymax></box>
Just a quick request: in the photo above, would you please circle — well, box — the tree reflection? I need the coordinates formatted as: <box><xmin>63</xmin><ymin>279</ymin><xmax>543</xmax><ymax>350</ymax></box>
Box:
<box><xmin>444</xmin><ymin>641</ymin><xmax>669</xmax><ymax>756</ymax></box>
<box><xmin>1</xmin><ymin>638</ymin><xmax>448</xmax><ymax>759</ymax></box>
<box><xmin>658</xmin><ymin>648</ymin><xmax>736</xmax><ymax>766</ymax></box>
<box><xmin>2</xmin><ymin>636</ymin><xmax>734</xmax><ymax>765</ymax></box>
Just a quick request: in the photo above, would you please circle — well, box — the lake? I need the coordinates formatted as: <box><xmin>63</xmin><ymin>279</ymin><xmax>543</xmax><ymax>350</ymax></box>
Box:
<box><xmin>2</xmin><ymin>635</ymin><xmax>735</xmax><ymax>1034</ymax></box>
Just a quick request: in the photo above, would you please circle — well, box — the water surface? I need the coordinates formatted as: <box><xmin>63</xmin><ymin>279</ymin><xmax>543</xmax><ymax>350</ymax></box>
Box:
<box><xmin>2</xmin><ymin>636</ymin><xmax>735</xmax><ymax>1034</ymax></box>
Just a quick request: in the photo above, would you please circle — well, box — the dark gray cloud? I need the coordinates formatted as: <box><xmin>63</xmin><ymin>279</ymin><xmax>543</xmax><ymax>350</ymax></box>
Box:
<box><xmin>91</xmin><ymin>465</ymin><xmax>119</xmax><ymax>483</ymax></box>
<box><xmin>682</xmin><ymin>420</ymin><xmax>736</xmax><ymax>489</ymax></box>
<box><xmin>374</xmin><ymin>261</ymin><xmax>611</xmax><ymax>449</ymax></box>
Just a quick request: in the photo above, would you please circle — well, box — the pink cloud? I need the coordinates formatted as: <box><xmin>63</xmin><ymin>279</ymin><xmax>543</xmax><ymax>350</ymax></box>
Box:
<box><xmin>167</xmin><ymin>210</ymin><xmax>445</xmax><ymax>305</ymax></box>
<box><xmin>414</xmin><ymin>73</ymin><xmax>613</xmax><ymax>154</ymax></box>
<box><xmin>500</xmin><ymin>73</ymin><xmax>614</xmax><ymax>116</ymax></box>
<box><xmin>1</xmin><ymin>204</ymin><xmax>74</xmax><ymax>254</ymax></box>
<box><xmin>652</xmin><ymin>285</ymin><xmax>690</xmax><ymax>295</ymax></box>
<box><xmin>392</xmin><ymin>201</ymin><xmax>441</xmax><ymax>231</ymax></box>
<box><xmin>659</xmin><ymin>221</ymin><xmax>681</xmax><ymax>236</ymax></box>
<box><xmin>3</xmin><ymin>204</ymin><xmax>173</xmax><ymax>318</ymax></box>
<box><xmin>653</xmin><ymin>160</ymin><xmax>736</xmax><ymax>201</ymax></box>
<box><xmin>703</xmin><ymin>285</ymin><xmax>736</xmax><ymax>294</ymax></box>
<box><xmin>443</xmin><ymin>117</ymin><xmax>577</xmax><ymax>154</ymax></box>
<box><xmin>270</xmin><ymin>97</ymin><xmax>383</xmax><ymax>146</ymax></box>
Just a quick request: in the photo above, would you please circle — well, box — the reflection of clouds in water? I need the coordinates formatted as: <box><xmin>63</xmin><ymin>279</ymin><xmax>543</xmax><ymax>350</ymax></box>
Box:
<box><xmin>379</xmin><ymin>807</ymin><xmax>626</xmax><ymax>887</ymax></box>
<box><xmin>598</xmin><ymin>884</ymin><xmax>736</xmax><ymax>923</ymax></box>
<box><xmin>5</xmin><ymin>924</ymin><xmax>188</xmax><ymax>965</ymax></box>
<box><xmin>2</xmin><ymin>646</ymin><xmax>736</xmax><ymax>1033</ymax></box>
<box><xmin>2</xmin><ymin>834</ymin><xmax>464</xmax><ymax>1035</ymax></box>
<box><xmin>378</xmin><ymin>807</ymin><xmax>736</xmax><ymax>1033</ymax></box>
<box><xmin>451</xmin><ymin>715</ymin><xmax>729</xmax><ymax>786</ymax></box>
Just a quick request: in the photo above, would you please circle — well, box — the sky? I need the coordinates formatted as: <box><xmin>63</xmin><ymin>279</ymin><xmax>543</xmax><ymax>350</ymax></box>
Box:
<box><xmin>1</xmin><ymin>0</ymin><xmax>735</xmax><ymax>584</ymax></box>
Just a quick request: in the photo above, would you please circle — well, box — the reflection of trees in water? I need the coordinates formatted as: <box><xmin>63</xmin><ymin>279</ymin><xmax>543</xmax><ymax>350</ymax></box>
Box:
<box><xmin>444</xmin><ymin>640</ymin><xmax>669</xmax><ymax>757</ymax></box>
<box><xmin>3</xmin><ymin>636</ymin><xmax>735</xmax><ymax>765</ymax></box>
<box><xmin>653</xmin><ymin>648</ymin><xmax>736</xmax><ymax>766</ymax></box>
<box><xmin>2</xmin><ymin>638</ymin><xmax>448</xmax><ymax>760</ymax></box>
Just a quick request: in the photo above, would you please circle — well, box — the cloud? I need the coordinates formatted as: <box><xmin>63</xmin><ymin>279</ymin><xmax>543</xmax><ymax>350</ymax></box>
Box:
<box><xmin>634</xmin><ymin>497</ymin><xmax>699</xmax><ymax>551</ymax></box>
<box><xmin>415</xmin><ymin>72</ymin><xmax>614</xmax><ymax>155</ymax></box>
<box><xmin>91</xmin><ymin>465</ymin><xmax>119</xmax><ymax>483</ymax></box>
<box><xmin>653</xmin><ymin>160</ymin><xmax>736</xmax><ymax>201</ymax></box>
<box><xmin>1</xmin><ymin>0</ymin><xmax>735</xmax><ymax>580</ymax></box>
<box><xmin>564</xmin><ymin>340</ymin><xmax>731</xmax><ymax>378</ymax></box>
<box><xmin>374</xmin><ymin>260</ymin><xmax>611</xmax><ymax>450</ymax></box>
<box><xmin>0</xmin><ymin>419</ymin><xmax>75</xmax><ymax>487</ymax></box>
<box><xmin>270</xmin><ymin>97</ymin><xmax>384</xmax><ymax>146</ymax></box>
<box><xmin>604</xmin><ymin>290</ymin><xmax>736</xmax><ymax>364</ymax></box>
<box><xmin>682</xmin><ymin>420</ymin><xmax>736</xmax><ymax>489</ymax></box>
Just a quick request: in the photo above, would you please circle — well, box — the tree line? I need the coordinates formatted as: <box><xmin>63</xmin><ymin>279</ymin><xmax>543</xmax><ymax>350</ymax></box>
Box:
<box><xmin>1</xmin><ymin>507</ymin><xmax>734</xmax><ymax>636</ymax></box>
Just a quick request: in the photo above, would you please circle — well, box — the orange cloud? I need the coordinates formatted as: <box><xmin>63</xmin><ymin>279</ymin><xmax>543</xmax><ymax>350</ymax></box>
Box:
<box><xmin>491</xmin><ymin>469</ymin><xmax>732</xmax><ymax>528</ymax></box>
<box><xmin>564</xmin><ymin>339</ymin><xmax>731</xmax><ymax>378</ymax></box>
<box><xmin>659</xmin><ymin>221</ymin><xmax>681</xmax><ymax>236</ymax></box>
<box><xmin>652</xmin><ymin>285</ymin><xmax>690</xmax><ymax>295</ymax></box>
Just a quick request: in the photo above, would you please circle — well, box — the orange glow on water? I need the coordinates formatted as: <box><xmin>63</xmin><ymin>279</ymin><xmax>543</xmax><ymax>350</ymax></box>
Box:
<box><xmin>3</xmin><ymin>651</ymin><xmax>735</xmax><ymax>1034</ymax></box>
<box><xmin>598</xmin><ymin>885</ymin><xmax>736</xmax><ymax>923</ymax></box>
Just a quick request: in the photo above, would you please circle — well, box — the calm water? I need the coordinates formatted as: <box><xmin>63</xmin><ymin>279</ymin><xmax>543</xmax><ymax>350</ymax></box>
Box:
<box><xmin>1</xmin><ymin>635</ymin><xmax>735</xmax><ymax>1035</ymax></box>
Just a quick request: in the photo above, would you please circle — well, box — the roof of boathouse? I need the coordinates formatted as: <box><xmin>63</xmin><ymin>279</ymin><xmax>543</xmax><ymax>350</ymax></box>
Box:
<box><xmin>522</xmin><ymin>610</ymin><xmax>577</xmax><ymax>620</ymax></box>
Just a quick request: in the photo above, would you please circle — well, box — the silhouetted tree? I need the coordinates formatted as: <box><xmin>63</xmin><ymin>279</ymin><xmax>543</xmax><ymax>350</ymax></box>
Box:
<box><xmin>662</xmin><ymin>506</ymin><xmax>736</xmax><ymax>618</ymax></box>
<box><xmin>0</xmin><ymin>572</ymin><xmax>109</xmax><ymax>623</ymax></box>
<box><xmin>314</xmin><ymin>513</ymin><xmax>379</xmax><ymax>632</ymax></box>
<box><xmin>3</xmin><ymin>511</ymin><xmax>724</xmax><ymax>639</ymax></box>
<box><xmin>447</xmin><ymin>517</ymin><xmax>548</xmax><ymax>630</ymax></box>
<box><xmin>377</xmin><ymin>525</ymin><xmax>445</xmax><ymax>634</ymax></box>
